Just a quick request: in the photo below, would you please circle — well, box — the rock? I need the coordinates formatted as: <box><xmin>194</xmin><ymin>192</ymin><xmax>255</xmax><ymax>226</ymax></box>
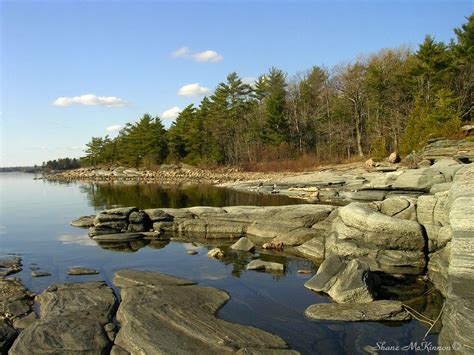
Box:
<box><xmin>128</xmin><ymin>211</ymin><xmax>148</xmax><ymax>223</ymax></box>
<box><xmin>12</xmin><ymin>312</ymin><xmax>37</xmax><ymax>330</ymax></box>
<box><xmin>439</xmin><ymin>164</ymin><xmax>474</xmax><ymax>352</ymax></box>
<box><xmin>246</xmin><ymin>260</ymin><xmax>284</xmax><ymax>273</ymax></box>
<box><xmin>9</xmin><ymin>316</ymin><xmax>111</xmax><ymax>354</ymax></box>
<box><xmin>113</xmin><ymin>269</ymin><xmax>196</xmax><ymax>288</ymax></box>
<box><xmin>92</xmin><ymin>232</ymin><xmax>144</xmax><ymax>242</ymax></box>
<box><xmin>38</xmin><ymin>281</ymin><xmax>117</xmax><ymax>323</ymax></box>
<box><xmin>230</xmin><ymin>237</ymin><xmax>255</xmax><ymax>252</ymax></box>
<box><xmin>187</xmin><ymin>250</ymin><xmax>198</xmax><ymax>255</ymax></box>
<box><xmin>111</xmin><ymin>345</ymin><xmax>130</xmax><ymax>355</ymax></box>
<box><xmin>388</xmin><ymin>152</ymin><xmax>401</xmax><ymax>164</ymax></box>
<box><xmin>31</xmin><ymin>271</ymin><xmax>51</xmax><ymax>277</ymax></box>
<box><xmin>0</xmin><ymin>278</ymin><xmax>33</xmax><ymax>321</ymax></box>
<box><xmin>365</xmin><ymin>159</ymin><xmax>374</xmax><ymax>169</ymax></box>
<box><xmin>144</xmin><ymin>208</ymin><xmax>188</xmax><ymax>221</ymax></box>
<box><xmin>295</xmin><ymin>237</ymin><xmax>325</xmax><ymax>261</ymax></box>
<box><xmin>0</xmin><ymin>320</ymin><xmax>16</xmax><ymax>353</ymax></box>
<box><xmin>380</xmin><ymin>196</ymin><xmax>417</xmax><ymax>221</ymax></box>
<box><xmin>126</xmin><ymin>223</ymin><xmax>147</xmax><ymax>232</ymax></box>
<box><xmin>272</xmin><ymin>227</ymin><xmax>325</xmax><ymax>246</ymax></box>
<box><xmin>305</xmin><ymin>300</ymin><xmax>410</xmax><ymax>321</ymax></box>
<box><xmin>9</xmin><ymin>281</ymin><xmax>117</xmax><ymax>354</ymax></box>
<box><xmin>67</xmin><ymin>267</ymin><xmax>99</xmax><ymax>275</ymax></box>
<box><xmin>88</xmin><ymin>227</ymin><xmax>122</xmax><ymax>237</ymax></box>
<box><xmin>419</xmin><ymin>138</ymin><xmax>474</xmax><ymax>163</ymax></box>
<box><xmin>336</xmin><ymin>203</ymin><xmax>425</xmax><ymax>250</ymax></box>
<box><xmin>305</xmin><ymin>256</ymin><xmax>375</xmax><ymax>303</ymax></box>
<box><xmin>113</xmin><ymin>270</ymin><xmax>292</xmax><ymax>353</ymax></box>
<box><xmin>297</xmin><ymin>269</ymin><xmax>312</xmax><ymax>275</ymax></box>
<box><xmin>70</xmin><ymin>215</ymin><xmax>95</xmax><ymax>228</ymax></box>
<box><xmin>0</xmin><ymin>256</ymin><xmax>22</xmax><ymax>277</ymax></box>
<box><xmin>207</xmin><ymin>248</ymin><xmax>225</xmax><ymax>259</ymax></box>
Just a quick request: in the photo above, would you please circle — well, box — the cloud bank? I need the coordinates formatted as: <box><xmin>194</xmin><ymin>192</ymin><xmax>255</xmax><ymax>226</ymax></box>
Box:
<box><xmin>171</xmin><ymin>47</ymin><xmax>223</xmax><ymax>63</ymax></box>
<box><xmin>161</xmin><ymin>106</ymin><xmax>182</xmax><ymax>120</ymax></box>
<box><xmin>177</xmin><ymin>83</ymin><xmax>209</xmax><ymax>97</ymax></box>
<box><xmin>53</xmin><ymin>94</ymin><xmax>127</xmax><ymax>107</ymax></box>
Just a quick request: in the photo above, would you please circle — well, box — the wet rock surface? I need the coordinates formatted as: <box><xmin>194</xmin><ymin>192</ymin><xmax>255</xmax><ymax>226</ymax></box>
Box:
<box><xmin>305</xmin><ymin>300</ymin><xmax>411</xmax><ymax>322</ymax></box>
<box><xmin>0</xmin><ymin>256</ymin><xmax>22</xmax><ymax>277</ymax></box>
<box><xmin>67</xmin><ymin>267</ymin><xmax>100</xmax><ymax>275</ymax></box>
<box><xmin>112</xmin><ymin>270</ymin><xmax>294</xmax><ymax>354</ymax></box>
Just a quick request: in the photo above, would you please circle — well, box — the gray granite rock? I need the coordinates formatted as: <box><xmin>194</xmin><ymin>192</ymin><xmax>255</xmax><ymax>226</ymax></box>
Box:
<box><xmin>230</xmin><ymin>237</ymin><xmax>255</xmax><ymax>251</ymax></box>
<box><xmin>0</xmin><ymin>320</ymin><xmax>16</xmax><ymax>353</ymax></box>
<box><xmin>67</xmin><ymin>267</ymin><xmax>99</xmax><ymax>276</ymax></box>
<box><xmin>70</xmin><ymin>215</ymin><xmax>95</xmax><ymax>228</ymax></box>
<box><xmin>305</xmin><ymin>256</ymin><xmax>375</xmax><ymax>303</ymax></box>
<box><xmin>31</xmin><ymin>271</ymin><xmax>51</xmax><ymax>278</ymax></box>
<box><xmin>113</xmin><ymin>270</ymin><xmax>294</xmax><ymax>354</ymax></box>
<box><xmin>0</xmin><ymin>278</ymin><xmax>33</xmax><ymax>321</ymax></box>
<box><xmin>92</xmin><ymin>232</ymin><xmax>144</xmax><ymax>242</ymax></box>
<box><xmin>305</xmin><ymin>300</ymin><xmax>410</xmax><ymax>321</ymax></box>
<box><xmin>0</xmin><ymin>256</ymin><xmax>22</xmax><ymax>277</ymax></box>
<box><xmin>246</xmin><ymin>260</ymin><xmax>285</xmax><ymax>273</ymax></box>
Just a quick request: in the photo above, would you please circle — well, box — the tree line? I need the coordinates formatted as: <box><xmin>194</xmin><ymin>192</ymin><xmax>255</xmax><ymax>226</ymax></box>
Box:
<box><xmin>81</xmin><ymin>14</ymin><xmax>472</xmax><ymax>169</ymax></box>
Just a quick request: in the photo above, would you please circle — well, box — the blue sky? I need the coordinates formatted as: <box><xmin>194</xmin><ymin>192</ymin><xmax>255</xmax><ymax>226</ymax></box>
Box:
<box><xmin>1</xmin><ymin>0</ymin><xmax>472</xmax><ymax>166</ymax></box>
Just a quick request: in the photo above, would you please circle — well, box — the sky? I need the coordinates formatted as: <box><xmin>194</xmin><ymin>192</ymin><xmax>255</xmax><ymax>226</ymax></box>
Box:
<box><xmin>1</xmin><ymin>0</ymin><xmax>472</xmax><ymax>167</ymax></box>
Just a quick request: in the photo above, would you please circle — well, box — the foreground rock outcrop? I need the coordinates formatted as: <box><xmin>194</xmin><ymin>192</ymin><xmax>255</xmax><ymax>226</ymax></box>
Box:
<box><xmin>10</xmin><ymin>282</ymin><xmax>117</xmax><ymax>354</ymax></box>
<box><xmin>112</xmin><ymin>269</ymin><xmax>295</xmax><ymax>354</ymax></box>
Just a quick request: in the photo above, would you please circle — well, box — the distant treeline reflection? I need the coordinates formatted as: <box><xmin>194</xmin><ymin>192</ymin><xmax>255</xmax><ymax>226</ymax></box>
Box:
<box><xmin>79</xmin><ymin>182</ymin><xmax>303</xmax><ymax>210</ymax></box>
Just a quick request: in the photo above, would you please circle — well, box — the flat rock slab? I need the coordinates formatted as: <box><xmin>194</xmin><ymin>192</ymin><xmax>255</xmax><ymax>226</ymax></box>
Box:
<box><xmin>10</xmin><ymin>282</ymin><xmax>117</xmax><ymax>354</ymax></box>
<box><xmin>113</xmin><ymin>270</ymin><xmax>294</xmax><ymax>354</ymax></box>
<box><xmin>70</xmin><ymin>215</ymin><xmax>95</xmax><ymax>228</ymax></box>
<box><xmin>9</xmin><ymin>316</ymin><xmax>110</xmax><ymax>354</ymax></box>
<box><xmin>93</xmin><ymin>232</ymin><xmax>144</xmax><ymax>242</ymax></box>
<box><xmin>113</xmin><ymin>269</ymin><xmax>196</xmax><ymax>288</ymax></box>
<box><xmin>230</xmin><ymin>237</ymin><xmax>255</xmax><ymax>251</ymax></box>
<box><xmin>31</xmin><ymin>271</ymin><xmax>51</xmax><ymax>277</ymax></box>
<box><xmin>38</xmin><ymin>281</ymin><xmax>117</xmax><ymax>324</ymax></box>
<box><xmin>67</xmin><ymin>267</ymin><xmax>99</xmax><ymax>275</ymax></box>
<box><xmin>246</xmin><ymin>260</ymin><xmax>285</xmax><ymax>272</ymax></box>
<box><xmin>305</xmin><ymin>300</ymin><xmax>411</xmax><ymax>321</ymax></box>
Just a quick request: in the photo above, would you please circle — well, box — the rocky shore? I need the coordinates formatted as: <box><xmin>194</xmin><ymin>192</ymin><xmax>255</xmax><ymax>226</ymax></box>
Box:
<box><xmin>2</xmin><ymin>138</ymin><xmax>472</xmax><ymax>354</ymax></box>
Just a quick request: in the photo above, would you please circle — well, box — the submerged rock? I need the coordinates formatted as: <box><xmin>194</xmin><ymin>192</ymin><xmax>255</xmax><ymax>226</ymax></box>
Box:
<box><xmin>230</xmin><ymin>237</ymin><xmax>255</xmax><ymax>252</ymax></box>
<box><xmin>70</xmin><ymin>215</ymin><xmax>95</xmax><ymax>228</ymax></box>
<box><xmin>305</xmin><ymin>300</ymin><xmax>410</xmax><ymax>321</ymax></box>
<box><xmin>67</xmin><ymin>267</ymin><xmax>99</xmax><ymax>276</ymax></box>
<box><xmin>31</xmin><ymin>271</ymin><xmax>51</xmax><ymax>278</ymax></box>
<box><xmin>246</xmin><ymin>260</ymin><xmax>284</xmax><ymax>273</ymax></box>
<box><xmin>113</xmin><ymin>270</ymin><xmax>294</xmax><ymax>354</ymax></box>
<box><xmin>92</xmin><ymin>232</ymin><xmax>144</xmax><ymax>242</ymax></box>
<box><xmin>207</xmin><ymin>248</ymin><xmax>225</xmax><ymax>259</ymax></box>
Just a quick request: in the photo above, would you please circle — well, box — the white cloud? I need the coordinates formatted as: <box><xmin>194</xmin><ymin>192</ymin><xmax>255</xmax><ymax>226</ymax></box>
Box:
<box><xmin>177</xmin><ymin>83</ymin><xmax>209</xmax><ymax>97</ymax></box>
<box><xmin>171</xmin><ymin>47</ymin><xmax>223</xmax><ymax>63</ymax></box>
<box><xmin>53</xmin><ymin>94</ymin><xmax>127</xmax><ymax>107</ymax></box>
<box><xmin>106</xmin><ymin>124</ymin><xmax>122</xmax><ymax>133</ymax></box>
<box><xmin>192</xmin><ymin>50</ymin><xmax>223</xmax><ymax>63</ymax></box>
<box><xmin>161</xmin><ymin>106</ymin><xmax>182</xmax><ymax>120</ymax></box>
<box><xmin>242</xmin><ymin>76</ymin><xmax>257</xmax><ymax>85</ymax></box>
<box><xmin>171</xmin><ymin>46</ymin><xmax>190</xmax><ymax>58</ymax></box>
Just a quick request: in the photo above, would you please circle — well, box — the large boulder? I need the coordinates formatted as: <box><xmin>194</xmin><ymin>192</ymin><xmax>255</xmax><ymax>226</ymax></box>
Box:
<box><xmin>326</xmin><ymin>203</ymin><xmax>426</xmax><ymax>274</ymax></box>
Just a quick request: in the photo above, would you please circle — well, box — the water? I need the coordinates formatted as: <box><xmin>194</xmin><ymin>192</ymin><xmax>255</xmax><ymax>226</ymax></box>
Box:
<box><xmin>0</xmin><ymin>173</ymin><xmax>439</xmax><ymax>354</ymax></box>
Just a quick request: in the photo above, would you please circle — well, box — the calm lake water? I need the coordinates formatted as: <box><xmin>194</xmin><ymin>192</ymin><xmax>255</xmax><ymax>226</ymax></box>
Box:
<box><xmin>0</xmin><ymin>173</ymin><xmax>438</xmax><ymax>354</ymax></box>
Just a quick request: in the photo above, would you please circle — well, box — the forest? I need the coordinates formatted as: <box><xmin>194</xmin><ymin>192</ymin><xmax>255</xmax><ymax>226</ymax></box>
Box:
<box><xmin>79</xmin><ymin>14</ymin><xmax>472</xmax><ymax>170</ymax></box>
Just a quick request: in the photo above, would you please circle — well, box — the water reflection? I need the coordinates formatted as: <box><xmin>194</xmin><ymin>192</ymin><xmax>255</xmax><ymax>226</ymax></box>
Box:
<box><xmin>78</xmin><ymin>182</ymin><xmax>302</xmax><ymax>210</ymax></box>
